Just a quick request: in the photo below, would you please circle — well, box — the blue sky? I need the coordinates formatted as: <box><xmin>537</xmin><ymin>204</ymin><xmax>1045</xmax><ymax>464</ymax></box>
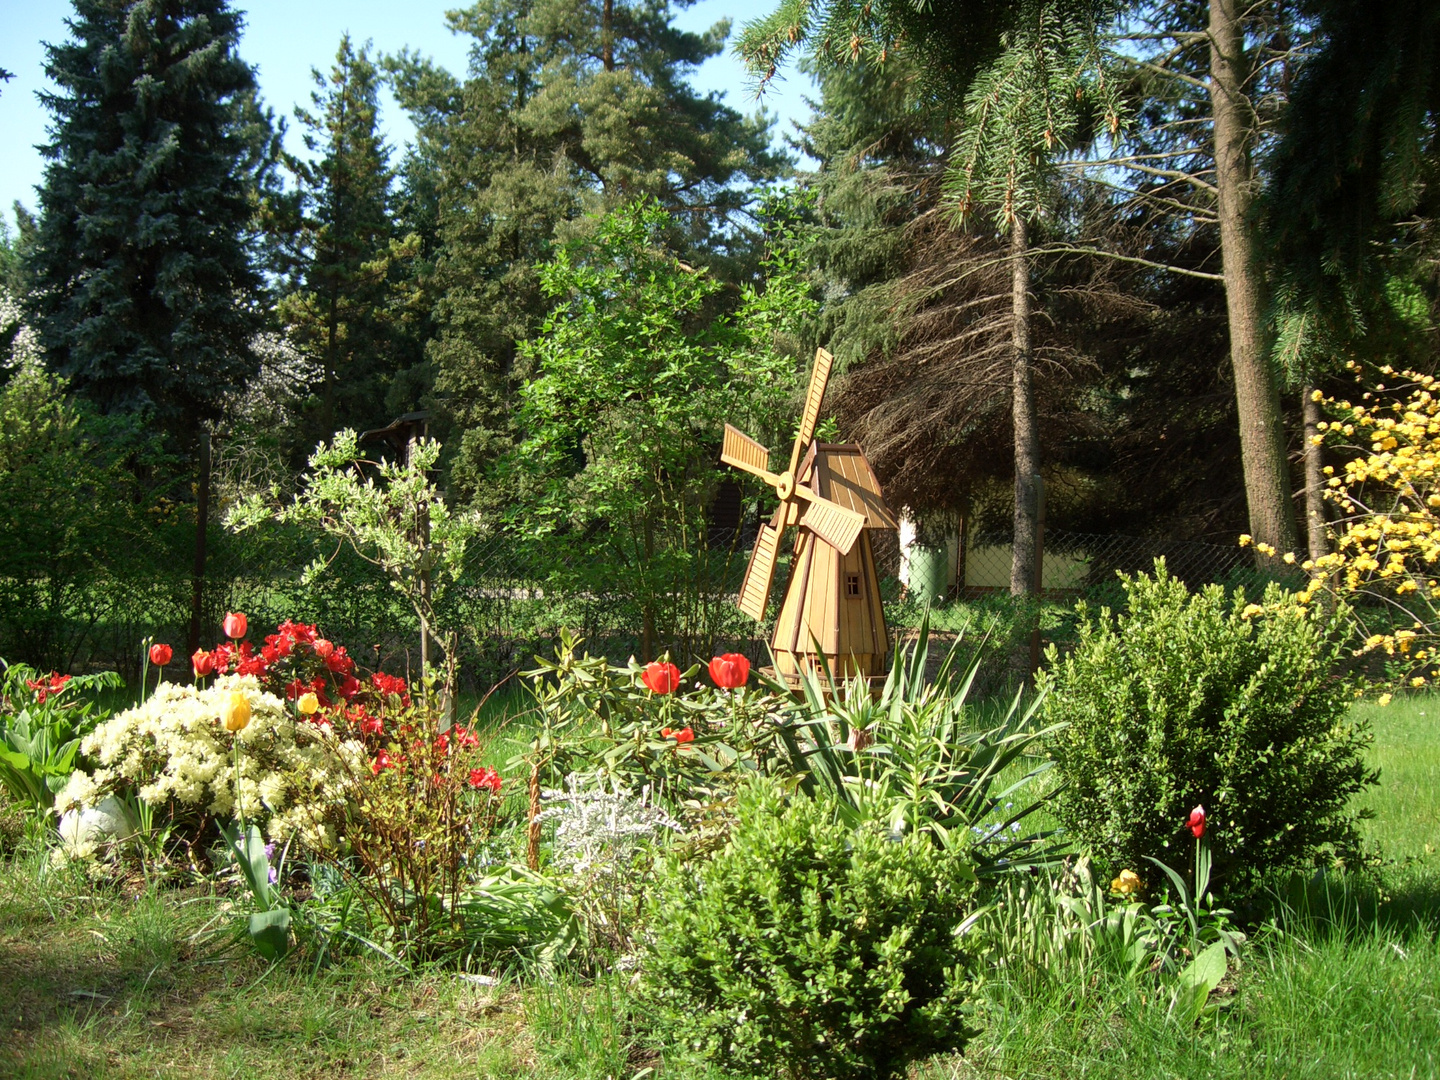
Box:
<box><xmin>0</xmin><ymin>0</ymin><xmax>816</xmax><ymax>233</ymax></box>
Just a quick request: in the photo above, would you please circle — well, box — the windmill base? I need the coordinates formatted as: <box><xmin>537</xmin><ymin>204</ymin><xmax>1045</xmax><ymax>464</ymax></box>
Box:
<box><xmin>761</xmin><ymin>665</ymin><xmax>887</xmax><ymax>699</ymax></box>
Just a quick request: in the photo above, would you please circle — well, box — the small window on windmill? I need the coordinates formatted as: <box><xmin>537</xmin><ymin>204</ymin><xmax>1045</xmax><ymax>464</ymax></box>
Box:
<box><xmin>845</xmin><ymin>573</ymin><xmax>861</xmax><ymax>599</ymax></box>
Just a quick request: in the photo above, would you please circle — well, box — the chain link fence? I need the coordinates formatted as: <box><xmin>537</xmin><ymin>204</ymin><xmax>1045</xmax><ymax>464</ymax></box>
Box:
<box><xmin>13</xmin><ymin>517</ymin><xmax>1293</xmax><ymax>690</ymax></box>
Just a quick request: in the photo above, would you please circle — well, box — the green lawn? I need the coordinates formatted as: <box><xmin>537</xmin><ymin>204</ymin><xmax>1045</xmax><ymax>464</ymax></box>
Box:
<box><xmin>1</xmin><ymin>697</ymin><xmax>1436</xmax><ymax>1079</ymax></box>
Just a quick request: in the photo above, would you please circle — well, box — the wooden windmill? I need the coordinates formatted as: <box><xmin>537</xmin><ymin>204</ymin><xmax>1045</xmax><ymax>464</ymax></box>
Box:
<box><xmin>721</xmin><ymin>348</ymin><xmax>898</xmax><ymax>687</ymax></box>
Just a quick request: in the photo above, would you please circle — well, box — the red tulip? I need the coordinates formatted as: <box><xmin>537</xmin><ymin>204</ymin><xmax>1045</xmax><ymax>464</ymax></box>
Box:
<box><xmin>192</xmin><ymin>649</ymin><xmax>216</xmax><ymax>677</ymax></box>
<box><xmin>223</xmin><ymin>612</ymin><xmax>248</xmax><ymax>640</ymax></box>
<box><xmin>468</xmin><ymin>767</ymin><xmax>502</xmax><ymax>793</ymax></box>
<box><xmin>1187</xmin><ymin>805</ymin><xmax>1206</xmax><ymax>839</ymax></box>
<box><xmin>642</xmin><ymin>661</ymin><xmax>681</xmax><ymax>694</ymax></box>
<box><xmin>708</xmin><ymin>653</ymin><xmax>750</xmax><ymax>689</ymax></box>
<box><xmin>149</xmin><ymin>642</ymin><xmax>173</xmax><ymax>666</ymax></box>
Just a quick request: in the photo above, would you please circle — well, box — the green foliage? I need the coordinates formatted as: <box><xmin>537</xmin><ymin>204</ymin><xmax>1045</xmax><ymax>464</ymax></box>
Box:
<box><xmin>330</xmin><ymin>696</ymin><xmax>517</xmax><ymax>959</ymax></box>
<box><xmin>27</xmin><ymin>0</ymin><xmax>276</xmax><ymax>446</ymax></box>
<box><xmin>739</xmin><ymin>1</ymin><xmax>1122</xmax><ymax>232</ymax></box>
<box><xmin>768</xmin><ymin>617</ymin><xmax>1061</xmax><ymax>872</ymax></box>
<box><xmin>508</xmin><ymin>197</ymin><xmax>815</xmax><ymax>657</ymax></box>
<box><xmin>0</xmin><ymin>662</ymin><xmax>122</xmax><ymax>809</ymax></box>
<box><xmin>0</xmin><ymin>364</ymin><xmax>147</xmax><ymax>669</ymax></box>
<box><xmin>521</xmin><ymin>629</ymin><xmax>789</xmax><ymax>805</ymax></box>
<box><xmin>1041</xmin><ymin>562</ymin><xmax>1376</xmax><ymax>893</ymax></box>
<box><xmin>943</xmin><ymin>3</ymin><xmax>1124</xmax><ymax>231</ymax></box>
<box><xmin>276</xmin><ymin>35</ymin><xmax>422</xmax><ymax>437</ymax></box>
<box><xmin>217</xmin><ymin>818</ymin><xmax>292</xmax><ymax>960</ymax></box>
<box><xmin>227</xmin><ymin>430</ymin><xmax>480</xmax><ymax>687</ymax></box>
<box><xmin>387</xmin><ymin>0</ymin><xmax>785</xmax><ymax>497</ymax></box>
<box><xmin>642</xmin><ymin>780</ymin><xmax>984</xmax><ymax>1080</ymax></box>
<box><xmin>1266</xmin><ymin>0</ymin><xmax>1440</xmax><ymax>376</ymax></box>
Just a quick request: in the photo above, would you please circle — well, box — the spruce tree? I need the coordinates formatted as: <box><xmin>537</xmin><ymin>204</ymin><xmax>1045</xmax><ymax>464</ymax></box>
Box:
<box><xmin>27</xmin><ymin>0</ymin><xmax>273</xmax><ymax>450</ymax></box>
<box><xmin>279</xmin><ymin>35</ymin><xmax>417</xmax><ymax>439</ymax></box>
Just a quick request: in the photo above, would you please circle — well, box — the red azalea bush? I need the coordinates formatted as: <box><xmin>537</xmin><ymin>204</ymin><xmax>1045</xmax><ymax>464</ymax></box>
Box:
<box><xmin>190</xmin><ymin>617</ymin><xmax>391</xmax><ymax>731</ymax></box>
<box><xmin>187</xmin><ymin>617</ymin><xmax>510</xmax><ymax>906</ymax></box>
<box><xmin>336</xmin><ymin>698</ymin><xmax>508</xmax><ymax>953</ymax></box>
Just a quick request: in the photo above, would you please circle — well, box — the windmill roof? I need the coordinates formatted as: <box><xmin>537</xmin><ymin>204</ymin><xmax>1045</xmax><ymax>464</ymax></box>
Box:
<box><xmin>800</xmin><ymin>443</ymin><xmax>898</xmax><ymax>530</ymax></box>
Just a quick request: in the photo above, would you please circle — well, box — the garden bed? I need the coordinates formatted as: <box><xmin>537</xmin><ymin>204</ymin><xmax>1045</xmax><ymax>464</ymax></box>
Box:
<box><xmin>2</xmin><ymin>695</ymin><xmax>1436</xmax><ymax>1080</ymax></box>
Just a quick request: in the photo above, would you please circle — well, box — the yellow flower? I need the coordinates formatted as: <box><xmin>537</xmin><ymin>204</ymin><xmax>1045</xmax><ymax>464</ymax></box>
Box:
<box><xmin>1238</xmin><ymin>534</ymin><xmax>1252</xmax><ymax>547</ymax></box>
<box><xmin>220</xmin><ymin>691</ymin><xmax>252</xmax><ymax>732</ymax></box>
<box><xmin>1241</xmin><ymin>603</ymin><xmax>1264</xmax><ymax>619</ymax></box>
<box><xmin>1377</xmin><ymin>693</ymin><xmax>1393</xmax><ymax>707</ymax></box>
<box><xmin>297</xmin><ymin>692</ymin><xmax>320</xmax><ymax>716</ymax></box>
<box><xmin>1111</xmin><ymin>869</ymin><xmax>1143</xmax><ymax>896</ymax></box>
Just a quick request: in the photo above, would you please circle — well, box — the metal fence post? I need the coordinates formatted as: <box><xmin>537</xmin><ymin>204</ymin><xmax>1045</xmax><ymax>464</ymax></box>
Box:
<box><xmin>1029</xmin><ymin>473</ymin><xmax>1046</xmax><ymax>682</ymax></box>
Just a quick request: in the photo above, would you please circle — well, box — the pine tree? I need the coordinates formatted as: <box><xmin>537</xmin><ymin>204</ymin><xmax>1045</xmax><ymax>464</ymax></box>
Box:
<box><xmin>1101</xmin><ymin>0</ymin><xmax>1307</xmax><ymax>559</ymax></box>
<box><xmin>27</xmin><ymin>0</ymin><xmax>275</xmax><ymax>450</ymax></box>
<box><xmin>741</xmin><ymin>0</ymin><xmax>1121</xmax><ymax>594</ymax></box>
<box><xmin>388</xmin><ymin>0</ymin><xmax>785</xmax><ymax>500</ymax></box>
<box><xmin>278</xmin><ymin>35</ymin><xmax>417</xmax><ymax>439</ymax></box>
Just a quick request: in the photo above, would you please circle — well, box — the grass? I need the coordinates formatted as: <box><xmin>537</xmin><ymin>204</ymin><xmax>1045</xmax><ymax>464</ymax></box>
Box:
<box><xmin>1</xmin><ymin>697</ymin><xmax>1437</xmax><ymax>1079</ymax></box>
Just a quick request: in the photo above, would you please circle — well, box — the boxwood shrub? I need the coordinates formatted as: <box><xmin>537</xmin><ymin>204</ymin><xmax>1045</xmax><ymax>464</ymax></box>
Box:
<box><xmin>641</xmin><ymin>781</ymin><xmax>984</xmax><ymax>1080</ymax></box>
<box><xmin>1040</xmin><ymin>562</ymin><xmax>1375</xmax><ymax>895</ymax></box>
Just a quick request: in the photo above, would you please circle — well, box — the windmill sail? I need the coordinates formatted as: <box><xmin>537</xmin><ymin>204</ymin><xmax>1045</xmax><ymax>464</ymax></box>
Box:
<box><xmin>792</xmin><ymin>347</ymin><xmax>834</xmax><ymax>464</ymax></box>
<box><xmin>721</xmin><ymin>424</ymin><xmax>771</xmax><ymax>479</ymax></box>
<box><xmin>737</xmin><ymin>519</ymin><xmax>783</xmax><ymax>622</ymax></box>
<box><xmin>797</xmin><ymin>490</ymin><xmax>866</xmax><ymax>555</ymax></box>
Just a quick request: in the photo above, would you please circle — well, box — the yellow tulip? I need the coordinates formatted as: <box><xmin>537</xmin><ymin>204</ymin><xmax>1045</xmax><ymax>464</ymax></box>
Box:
<box><xmin>221</xmin><ymin>691</ymin><xmax>252</xmax><ymax>732</ymax></box>
<box><xmin>1110</xmin><ymin>869</ymin><xmax>1143</xmax><ymax>897</ymax></box>
<box><xmin>296</xmin><ymin>692</ymin><xmax>320</xmax><ymax>716</ymax></box>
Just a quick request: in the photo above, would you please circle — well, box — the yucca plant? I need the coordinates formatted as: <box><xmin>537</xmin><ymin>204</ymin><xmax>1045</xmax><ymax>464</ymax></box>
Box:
<box><xmin>762</xmin><ymin>612</ymin><xmax>1065</xmax><ymax>875</ymax></box>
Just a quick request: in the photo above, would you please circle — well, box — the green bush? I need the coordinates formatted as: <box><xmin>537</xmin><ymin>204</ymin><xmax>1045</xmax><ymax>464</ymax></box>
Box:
<box><xmin>1040</xmin><ymin>562</ymin><xmax>1375</xmax><ymax>893</ymax></box>
<box><xmin>641</xmin><ymin>781</ymin><xmax>983</xmax><ymax>1080</ymax></box>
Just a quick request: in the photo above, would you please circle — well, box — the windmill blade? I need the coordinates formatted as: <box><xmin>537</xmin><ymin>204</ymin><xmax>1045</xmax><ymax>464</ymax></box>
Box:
<box><xmin>796</xmin><ymin>485</ymin><xmax>866</xmax><ymax>555</ymax></box>
<box><xmin>721</xmin><ymin>424</ymin><xmax>774</xmax><ymax>483</ymax></box>
<box><xmin>789</xmin><ymin>347</ymin><xmax>834</xmax><ymax>473</ymax></box>
<box><xmin>737</xmin><ymin>512</ymin><xmax>786</xmax><ymax>622</ymax></box>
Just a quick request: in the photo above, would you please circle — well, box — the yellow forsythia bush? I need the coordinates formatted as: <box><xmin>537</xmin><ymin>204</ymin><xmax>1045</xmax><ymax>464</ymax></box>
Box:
<box><xmin>57</xmin><ymin>675</ymin><xmax>370</xmax><ymax>848</ymax></box>
<box><xmin>1303</xmin><ymin>364</ymin><xmax>1440</xmax><ymax>684</ymax></box>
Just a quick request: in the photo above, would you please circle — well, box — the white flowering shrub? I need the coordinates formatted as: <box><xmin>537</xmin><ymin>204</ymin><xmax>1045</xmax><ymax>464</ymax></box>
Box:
<box><xmin>0</xmin><ymin>287</ymin><xmax>44</xmax><ymax>371</ymax></box>
<box><xmin>59</xmin><ymin>675</ymin><xmax>369</xmax><ymax>850</ymax></box>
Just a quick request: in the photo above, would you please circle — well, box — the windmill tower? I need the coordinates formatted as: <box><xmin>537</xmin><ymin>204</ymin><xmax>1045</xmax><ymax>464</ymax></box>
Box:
<box><xmin>721</xmin><ymin>348</ymin><xmax>898</xmax><ymax>688</ymax></box>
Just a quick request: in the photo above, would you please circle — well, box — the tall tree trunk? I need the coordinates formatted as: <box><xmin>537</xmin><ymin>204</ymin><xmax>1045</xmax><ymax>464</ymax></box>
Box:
<box><xmin>1010</xmin><ymin>218</ymin><xmax>1040</xmax><ymax>596</ymax></box>
<box><xmin>601</xmin><ymin>0</ymin><xmax>615</xmax><ymax>71</ymax></box>
<box><xmin>1301</xmin><ymin>383</ymin><xmax>1330</xmax><ymax>563</ymax></box>
<box><xmin>1210</xmin><ymin>0</ymin><xmax>1298</xmax><ymax>558</ymax></box>
<box><xmin>187</xmin><ymin>431</ymin><xmax>211</xmax><ymax>654</ymax></box>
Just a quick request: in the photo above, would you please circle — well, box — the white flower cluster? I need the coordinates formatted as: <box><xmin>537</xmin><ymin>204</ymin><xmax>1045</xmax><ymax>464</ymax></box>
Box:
<box><xmin>0</xmin><ymin>287</ymin><xmax>43</xmax><ymax>372</ymax></box>
<box><xmin>228</xmin><ymin>330</ymin><xmax>321</xmax><ymax>425</ymax></box>
<box><xmin>535</xmin><ymin>773</ymin><xmax>682</xmax><ymax>879</ymax></box>
<box><xmin>59</xmin><ymin>675</ymin><xmax>369</xmax><ymax>850</ymax></box>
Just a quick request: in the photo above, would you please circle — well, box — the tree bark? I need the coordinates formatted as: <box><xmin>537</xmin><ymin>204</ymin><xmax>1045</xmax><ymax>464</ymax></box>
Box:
<box><xmin>601</xmin><ymin>0</ymin><xmax>615</xmax><ymax>71</ymax></box>
<box><xmin>1210</xmin><ymin>0</ymin><xmax>1299</xmax><ymax>558</ymax></box>
<box><xmin>1009</xmin><ymin>217</ymin><xmax>1040</xmax><ymax>596</ymax></box>
<box><xmin>187</xmin><ymin>431</ymin><xmax>211</xmax><ymax>654</ymax></box>
<box><xmin>1301</xmin><ymin>383</ymin><xmax>1330</xmax><ymax>564</ymax></box>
